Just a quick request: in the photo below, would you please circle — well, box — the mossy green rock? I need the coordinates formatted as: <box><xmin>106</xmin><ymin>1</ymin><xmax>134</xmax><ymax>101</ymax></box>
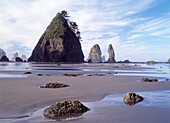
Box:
<box><xmin>28</xmin><ymin>12</ymin><xmax>84</xmax><ymax>62</ymax></box>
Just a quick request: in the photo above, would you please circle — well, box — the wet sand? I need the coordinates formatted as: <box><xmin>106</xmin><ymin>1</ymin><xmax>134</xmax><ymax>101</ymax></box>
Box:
<box><xmin>0</xmin><ymin>63</ymin><xmax>170</xmax><ymax>123</ymax></box>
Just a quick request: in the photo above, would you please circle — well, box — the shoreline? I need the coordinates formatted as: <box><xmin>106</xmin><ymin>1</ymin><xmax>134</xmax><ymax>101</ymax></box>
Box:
<box><xmin>0</xmin><ymin>63</ymin><xmax>170</xmax><ymax>122</ymax></box>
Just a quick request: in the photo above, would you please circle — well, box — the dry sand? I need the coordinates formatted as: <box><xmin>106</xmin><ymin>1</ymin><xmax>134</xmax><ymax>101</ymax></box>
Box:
<box><xmin>0</xmin><ymin>64</ymin><xmax>170</xmax><ymax>123</ymax></box>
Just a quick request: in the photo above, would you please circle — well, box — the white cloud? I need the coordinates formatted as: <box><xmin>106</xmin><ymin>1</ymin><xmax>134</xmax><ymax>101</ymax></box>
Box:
<box><xmin>0</xmin><ymin>0</ymin><xmax>169</xmax><ymax>61</ymax></box>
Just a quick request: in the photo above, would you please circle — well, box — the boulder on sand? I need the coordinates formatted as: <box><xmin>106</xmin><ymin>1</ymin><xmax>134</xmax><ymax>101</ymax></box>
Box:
<box><xmin>40</xmin><ymin>82</ymin><xmax>69</xmax><ymax>88</ymax></box>
<box><xmin>44</xmin><ymin>100</ymin><xmax>89</xmax><ymax>119</ymax></box>
<box><xmin>140</xmin><ymin>77</ymin><xmax>158</xmax><ymax>82</ymax></box>
<box><xmin>123</xmin><ymin>92</ymin><xmax>144</xmax><ymax>106</ymax></box>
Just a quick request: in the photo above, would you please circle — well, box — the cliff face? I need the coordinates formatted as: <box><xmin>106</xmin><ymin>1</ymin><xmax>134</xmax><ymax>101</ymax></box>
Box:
<box><xmin>87</xmin><ymin>44</ymin><xmax>102</xmax><ymax>63</ymax></box>
<box><xmin>28</xmin><ymin>12</ymin><xmax>84</xmax><ymax>62</ymax></box>
<box><xmin>107</xmin><ymin>44</ymin><xmax>116</xmax><ymax>63</ymax></box>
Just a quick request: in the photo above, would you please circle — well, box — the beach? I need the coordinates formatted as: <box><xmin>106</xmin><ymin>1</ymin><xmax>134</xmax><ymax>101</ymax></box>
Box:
<box><xmin>0</xmin><ymin>63</ymin><xmax>170</xmax><ymax>123</ymax></box>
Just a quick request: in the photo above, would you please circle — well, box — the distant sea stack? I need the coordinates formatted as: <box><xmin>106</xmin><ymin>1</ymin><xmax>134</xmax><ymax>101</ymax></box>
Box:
<box><xmin>28</xmin><ymin>11</ymin><xmax>84</xmax><ymax>62</ymax></box>
<box><xmin>0</xmin><ymin>55</ymin><xmax>9</xmax><ymax>61</ymax></box>
<box><xmin>11</xmin><ymin>52</ymin><xmax>19</xmax><ymax>61</ymax></box>
<box><xmin>0</xmin><ymin>48</ymin><xmax>6</xmax><ymax>59</ymax></box>
<box><xmin>87</xmin><ymin>44</ymin><xmax>102</xmax><ymax>63</ymax></box>
<box><xmin>107</xmin><ymin>44</ymin><xmax>116</xmax><ymax>63</ymax></box>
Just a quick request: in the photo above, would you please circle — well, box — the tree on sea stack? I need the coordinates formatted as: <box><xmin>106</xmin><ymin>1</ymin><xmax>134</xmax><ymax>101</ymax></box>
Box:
<box><xmin>28</xmin><ymin>10</ymin><xmax>84</xmax><ymax>62</ymax></box>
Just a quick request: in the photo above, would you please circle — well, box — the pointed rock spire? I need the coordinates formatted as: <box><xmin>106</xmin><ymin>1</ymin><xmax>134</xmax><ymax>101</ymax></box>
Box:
<box><xmin>107</xmin><ymin>44</ymin><xmax>116</xmax><ymax>63</ymax></box>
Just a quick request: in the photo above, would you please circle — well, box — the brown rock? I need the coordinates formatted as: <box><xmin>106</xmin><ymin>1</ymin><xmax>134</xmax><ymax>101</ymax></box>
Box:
<box><xmin>123</xmin><ymin>92</ymin><xmax>144</xmax><ymax>106</ymax></box>
<box><xmin>140</xmin><ymin>77</ymin><xmax>158</xmax><ymax>82</ymax></box>
<box><xmin>107</xmin><ymin>44</ymin><xmax>116</xmax><ymax>63</ymax></box>
<box><xmin>64</xmin><ymin>74</ymin><xmax>82</xmax><ymax>77</ymax></box>
<box><xmin>44</xmin><ymin>100</ymin><xmax>89</xmax><ymax>119</ymax></box>
<box><xmin>87</xmin><ymin>44</ymin><xmax>102</xmax><ymax>63</ymax></box>
<box><xmin>40</xmin><ymin>82</ymin><xmax>69</xmax><ymax>88</ymax></box>
<box><xmin>24</xmin><ymin>72</ymin><xmax>32</xmax><ymax>74</ymax></box>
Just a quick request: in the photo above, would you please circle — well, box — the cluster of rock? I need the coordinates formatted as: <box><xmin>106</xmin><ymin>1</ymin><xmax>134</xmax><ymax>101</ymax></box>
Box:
<box><xmin>146</xmin><ymin>61</ymin><xmax>156</xmax><ymax>65</ymax></box>
<box><xmin>123</xmin><ymin>92</ymin><xmax>144</xmax><ymax>106</ymax></box>
<box><xmin>40</xmin><ymin>82</ymin><xmax>69</xmax><ymax>88</ymax></box>
<box><xmin>140</xmin><ymin>77</ymin><xmax>158</xmax><ymax>82</ymax></box>
<box><xmin>44</xmin><ymin>100</ymin><xmax>89</xmax><ymax>119</ymax></box>
<box><xmin>11</xmin><ymin>52</ymin><xmax>27</xmax><ymax>62</ymax></box>
<box><xmin>0</xmin><ymin>55</ymin><xmax>9</xmax><ymax>61</ymax></box>
<box><xmin>28</xmin><ymin>12</ymin><xmax>84</xmax><ymax>63</ymax></box>
<box><xmin>87</xmin><ymin>44</ymin><xmax>116</xmax><ymax>63</ymax></box>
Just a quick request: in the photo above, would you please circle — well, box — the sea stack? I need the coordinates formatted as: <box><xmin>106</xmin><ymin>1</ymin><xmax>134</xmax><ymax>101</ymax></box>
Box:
<box><xmin>168</xmin><ymin>58</ymin><xmax>170</xmax><ymax>63</ymax></box>
<box><xmin>28</xmin><ymin>11</ymin><xmax>84</xmax><ymax>62</ymax></box>
<box><xmin>87</xmin><ymin>44</ymin><xmax>102</xmax><ymax>63</ymax></box>
<box><xmin>0</xmin><ymin>48</ymin><xmax>6</xmax><ymax>59</ymax></box>
<box><xmin>107</xmin><ymin>44</ymin><xmax>116</xmax><ymax>63</ymax></box>
<box><xmin>0</xmin><ymin>55</ymin><xmax>9</xmax><ymax>61</ymax></box>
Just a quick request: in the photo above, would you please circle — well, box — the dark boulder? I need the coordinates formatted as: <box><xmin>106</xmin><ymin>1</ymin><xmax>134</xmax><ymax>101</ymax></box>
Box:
<box><xmin>123</xmin><ymin>92</ymin><xmax>144</xmax><ymax>106</ymax></box>
<box><xmin>15</xmin><ymin>57</ymin><xmax>23</xmax><ymax>62</ymax></box>
<box><xmin>0</xmin><ymin>55</ymin><xmax>9</xmax><ymax>61</ymax></box>
<box><xmin>28</xmin><ymin>11</ymin><xmax>84</xmax><ymax>63</ymax></box>
<box><xmin>40</xmin><ymin>82</ymin><xmax>69</xmax><ymax>88</ymax></box>
<box><xmin>44</xmin><ymin>100</ymin><xmax>89</xmax><ymax>119</ymax></box>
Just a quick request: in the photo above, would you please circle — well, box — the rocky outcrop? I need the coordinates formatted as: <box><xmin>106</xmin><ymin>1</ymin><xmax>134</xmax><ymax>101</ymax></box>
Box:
<box><xmin>21</xmin><ymin>54</ymin><xmax>27</xmax><ymax>61</ymax></box>
<box><xmin>44</xmin><ymin>100</ymin><xmax>89</xmax><ymax>119</ymax></box>
<box><xmin>101</xmin><ymin>55</ymin><xmax>106</xmax><ymax>62</ymax></box>
<box><xmin>123</xmin><ymin>92</ymin><xmax>144</xmax><ymax>106</ymax></box>
<box><xmin>28</xmin><ymin>12</ymin><xmax>84</xmax><ymax>63</ymax></box>
<box><xmin>87</xmin><ymin>44</ymin><xmax>102</xmax><ymax>63</ymax></box>
<box><xmin>40</xmin><ymin>82</ymin><xmax>69</xmax><ymax>88</ymax></box>
<box><xmin>140</xmin><ymin>77</ymin><xmax>158</xmax><ymax>82</ymax></box>
<box><xmin>0</xmin><ymin>55</ymin><xmax>9</xmax><ymax>61</ymax></box>
<box><xmin>0</xmin><ymin>48</ymin><xmax>6</xmax><ymax>59</ymax></box>
<box><xmin>16</xmin><ymin>57</ymin><xmax>23</xmax><ymax>62</ymax></box>
<box><xmin>107</xmin><ymin>44</ymin><xmax>116</xmax><ymax>63</ymax></box>
<box><xmin>146</xmin><ymin>61</ymin><xmax>156</xmax><ymax>65</ymax></box>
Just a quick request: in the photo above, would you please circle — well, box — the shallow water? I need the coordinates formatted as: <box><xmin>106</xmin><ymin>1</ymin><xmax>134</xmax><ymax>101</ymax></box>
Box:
<box><xmin>1</xmin><ymin>90</ymin><xmax>170</xmax><ymax>123</ymax></box>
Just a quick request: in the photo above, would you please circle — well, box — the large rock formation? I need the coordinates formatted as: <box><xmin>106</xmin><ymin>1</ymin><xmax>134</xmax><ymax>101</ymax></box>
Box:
<box><xmin>87</xmin><ymin>44</ymin><xmax>102</xmax><ymax>63</ymax></box>
<box><xmin>0</xmin><ymin>48</ymin><xmax>6</xmax><ymax>59</ymax></box>
<box><xmin>107</xmin><ymin>44</ymin><xmax>116</xmax><ymax>63</ymax></box>
<box><xmin>28</xmin><ymin>12</ymin><xmax>84</xmax><ymax>62</ymax></box>
<box><xmin>0</xmin><ymin>55</ymin><xmax>9</xmax><ymax>61</ymax></box>
<box><xmin>123</xmin><ymin>92</ymin><xmax>144</xmax><ymax>106</ymax></box>
<box><xmin>44</xmin><ymin>100</ymin><xmax>89</xmax><ymax>119</ymax></box>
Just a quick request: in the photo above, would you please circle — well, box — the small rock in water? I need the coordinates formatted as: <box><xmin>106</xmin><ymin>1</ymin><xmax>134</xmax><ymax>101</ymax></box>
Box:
<box><xmin>64</xmin><ymin>74</ymin><xmax>82</xmax><ymax>77</ymax></box>
<box><xmin>123</xmin><ymin>92</ymin><xmax>144</xmax><ymax>106</ymax></box>
<box><xmin>140</xmin><ymin>77</ymin><xmax>158</xmax><ymax>82</ymax></box>
<box><xmin>44</xmin><ymin>100</ymin><xmax>89</xmax><ymax>119</ymax></box>
<box><xmin>40</xmin><ymin>82</ymin><xmax>69</xmax><ymax>88</ymax></box>
<box><xmin>37</xmin><ymin>74</ymin><xmax>43</xmax><ymax>76</ymax></box>
<box><xmin>165</xmin><ymin>79</ymin><xmax>169</xmax><ymax>81</ymax></box>
<box><xmin>24</xmin><ymin>72</ymin><xmax>32</xmax><ymax>74</ymax></box>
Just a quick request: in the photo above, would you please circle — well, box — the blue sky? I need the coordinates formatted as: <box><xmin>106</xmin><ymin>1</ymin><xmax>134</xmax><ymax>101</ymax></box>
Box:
<box><xmin>0</xmin><ymin>0</ymin><xmax>169</xmax><ymax>62</ymax></box>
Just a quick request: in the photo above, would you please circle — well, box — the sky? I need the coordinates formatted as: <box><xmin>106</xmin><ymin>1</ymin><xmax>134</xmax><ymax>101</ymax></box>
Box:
<box><xmin>0</xmin><ymin>0</ymin><xmax>170</xmax><ymax>62</ymax></box>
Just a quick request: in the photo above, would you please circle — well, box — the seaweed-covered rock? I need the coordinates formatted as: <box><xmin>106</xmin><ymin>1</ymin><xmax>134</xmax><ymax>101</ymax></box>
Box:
<box><xmin>0</xmin><ymin>55</ymin><xmax>9</xmax><ymax>61</ymax></box>
<box><xmin>40</xmin><ymin>82</ymin><xmax>69</xmax><ymax>88</ymax></box>
<box><xmin>107</xmin><ymin>44</ymin><xmax>116</xmax><ymax>63</ymax></box>
<box><xmin>123</xmin><ymin>92</ymin><xmax>144</xmax><ymax>106</ymax></box>
<box><xmin>28</xmin><ymin>11</ymin><xmax>84</xmax><ymax>63</ymax></box>
<box><xmin>140</xmin><ymin>77</ymin><xmax>158</xmax><ymax>82</ymax></box>
<box><xmin>87</xmin><ymin>44</ymin><xmax>102</xmax><ymax>63</ymax></box>
<box><xmin>44</xmin><ymin>100</ymin><xmax>89</xmax><ymax>119</ymax></box>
